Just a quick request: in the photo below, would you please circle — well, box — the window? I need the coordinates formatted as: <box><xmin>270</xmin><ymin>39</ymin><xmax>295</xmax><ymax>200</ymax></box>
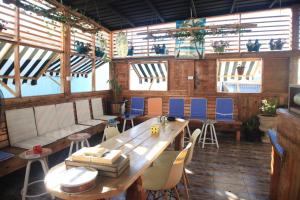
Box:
<box><xmin>217</xmin><ymin>58</ymin><xmax>262</xmax><ymax>93</ymax></box>
<box><xmin>129</xmin><ymin>61</ymin><xmax>168</xmax><ymax>91</ymax></box>
<box><xmin>95</xmin><ymin>62</ymin><xmax>110</xmax><ymax>91</ymax></box>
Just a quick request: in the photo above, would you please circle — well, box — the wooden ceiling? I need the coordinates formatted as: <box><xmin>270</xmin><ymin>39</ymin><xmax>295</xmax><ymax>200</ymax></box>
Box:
<box><xmin>59</xmin><ymin>0</ymin><xmax>298</xmax><ymax>31</ymax></box>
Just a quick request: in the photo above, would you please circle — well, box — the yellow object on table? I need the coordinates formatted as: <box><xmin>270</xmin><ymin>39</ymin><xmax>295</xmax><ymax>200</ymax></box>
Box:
<box><xmin>151</xmin><ymin>124</ymin><xmax>160</xmax><ymax>136</ymax></box>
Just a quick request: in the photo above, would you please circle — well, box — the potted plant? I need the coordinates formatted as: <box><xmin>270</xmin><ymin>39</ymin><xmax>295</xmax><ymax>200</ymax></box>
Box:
<box><xmin>107</xmin><ymin>64</ymin><xmax>123</xmax><ymax>114</ymax></box>
<box><xmin>243</xmin><ymin>116</ymin><xmax>264</xmax><ymax>142</ymax></box>
<box><xmin>258</xmin><ymin>99</ymin><xmax>278</xmax><ymax>142</ymax></box>
<box><xmin>211</xmin><ymin>40</ymin><xmax>229</xmax><ymax>53</ymax></box>
<box><xmin>246</xmin><ymin>39</ymin><xmax>261</xmax><ymax>52</ymax></box>
<box><xmin>0</xmin><ymin>20</ymin><xmax>7</xmax><ymax>32</ymax></box>
<box><xmin>236</xmin><ymin>64</ymin><xmax>245</xmax><ymax>76</ymax></box>
<box><xmin>269</xmin><ymin>38</ymin><xmax>285</xmax><ymax>50</ymax></box>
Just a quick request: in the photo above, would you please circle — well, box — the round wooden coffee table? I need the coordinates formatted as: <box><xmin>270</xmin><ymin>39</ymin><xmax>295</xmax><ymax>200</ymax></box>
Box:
<box><xmin>19</xmin><ymin>148</ymin><xmax>53</xmax><ymax>200</ymax></box>
<box><xmin>67</xmin><ymin>133</ymin><xmax>91</xmax><ymax>156</ymax></box>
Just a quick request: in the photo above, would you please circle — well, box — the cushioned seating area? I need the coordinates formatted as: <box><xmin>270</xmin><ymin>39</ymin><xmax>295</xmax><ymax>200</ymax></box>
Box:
<box><xmin>91</xmin><ymin>98</ymin><xmax>117</xmax><ymax>121</ymax></box>
<box><xmin>75</xmin><ymin>100</ymin><xmax>104</xmax><ymax>126</ymax></box>
<box><xmin>5</xmin><ymin>101</ymin><xmax>101</xmax><ymax>150</ymax></box>
<box><xmin>5</xmin><ymin>108</ymin><xmax>57</xmax><ymax>149</ymax></box>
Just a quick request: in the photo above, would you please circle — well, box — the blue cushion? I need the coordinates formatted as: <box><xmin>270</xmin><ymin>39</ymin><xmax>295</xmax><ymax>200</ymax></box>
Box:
<box><xmin>267</xmin><ymin>129</ymin><xmax>284</xmax><ymax>157</ymax></box>
<box><xmin>169</xmin><ymin>98</ymin><xmax>184</xmax><ymax>118</ymax></box>
<box><xmin>190</xmin><ymin>98</ymin><xmax>207</xmax><ymax>120</ymax></box>
<box><xmin>216</xmin><ymin>98</ymin><xmax>234</xmax><ymax>121</ymax></box>
<box><xmin>0</xmin><ymin>151</ymin><xmax>14</xmax><ymax>162</ymax></box>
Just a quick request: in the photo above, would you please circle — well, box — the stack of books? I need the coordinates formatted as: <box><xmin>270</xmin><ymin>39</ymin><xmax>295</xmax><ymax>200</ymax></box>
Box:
<box><xmin>65</xmin><ymin>146</ymin><xmax>130</xmax><ymax>178</ymax></box>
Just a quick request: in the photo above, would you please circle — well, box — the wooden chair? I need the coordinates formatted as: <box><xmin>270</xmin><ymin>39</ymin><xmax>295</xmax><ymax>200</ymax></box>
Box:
<box><xmin>102</xmin><ymin>126</ymin><xmax>120</xmax><ymax>142</ymax></box>
<box><xmin>147</xmin><ymin>97</ymin><xmax>163</xmax><ymax>116</ymax></box>
<box><xmin>142</xmin><ymin>142</ymin><xmax>192</xmax><ymax>200</ymax></box>
<box><xmin>153</xmin><ymin>129</ymin><xmax>201</xmax><ymax>199</ymax></box>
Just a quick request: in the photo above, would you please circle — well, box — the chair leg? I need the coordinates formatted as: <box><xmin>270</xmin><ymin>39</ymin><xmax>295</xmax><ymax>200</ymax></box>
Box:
<box><xmin>85</xmin><ymin>139</ymin><xmax>90</xmax><ymax>147</ymax></box>
<box><xmin>163</xmin><ymin>190</ymin><xmax>168</xmax><ymax>200</ymax></box>
<box><xmin>187</xmin><ymin>123</ymin><xmax>191</xmax><ymax>138</ymax></box>
<box><xmin>198</xmin><ymin>123</ymin><xmax>205</xmax><ymax>144</ymax></box>
<box><xmin>202</xmin><ymin>123</ymin><xmax>208</xmax><ymax>148</ymax></box>
<box><xmin>76</xmin><ymin>142</ymin><xmax>79</xmax><ymax>151</ymax></box>
<box><xmin>174</xmin><ymin>186</ymin><xmax>180</xmax><ymax>200</ymax></box>
<box><xmin>209</xmin><ymin>124</ymin><xmax>214</xmax><ymax>144</ymax></box>
<box><xmin>182</xmin><ymin>171</ymin><xmax>189</xmax><ymax>200</ymax></box>
<box><xmin>22</xmin><ymin>161</ymin><xmax>32</xmax><ymax>200</ymax></box>
<box><xmin>212</xmin><ymin>124</ymin><xmax>219</xmax><ymax>148</ymax></box>
<box><xmin>131</xmin><ymin>119</ymin><xmax>134</xmax><ymax>127</ymax></box>
<box><xmin>184</xmin><ymin>169</ymin><xmax>190</xmax><ymax>188</ymax></box>
<box><xmin>122</xmin><ymin>119</ymin><xmax>127</xmax><ymax>132</ymax></box>
<box><xmin>68</xmin><ymin>141</ymin><xmax>74</xmax><ymax>157</ymax></box>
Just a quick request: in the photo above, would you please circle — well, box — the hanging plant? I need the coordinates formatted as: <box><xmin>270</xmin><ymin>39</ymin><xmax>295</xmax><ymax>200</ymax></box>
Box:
<box><xmin>116</xmin><ymin>32</ymin><xmax>128</xmax><ymax>57</ymax></box>
<box><xmin>237</xmin><ymin>64</ymin><xmax>245</xmax><ymax>76</ymax></box>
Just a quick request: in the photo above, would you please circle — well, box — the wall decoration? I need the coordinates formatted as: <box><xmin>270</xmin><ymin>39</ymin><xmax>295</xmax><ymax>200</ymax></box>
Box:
<box><xmin>212</xmin><ymin>41</ymin><xmax>229</xmax><ymax>53</ymax></box>
<box><xmin>174</xmin><ymin>18</ymin><xmax>206</xmax><ymax>59</ymax></box>
<box><xmin>116</xmin><ymin>32</ymin><xmax>128</xmax><ymax>57</ymax></box>
<box><xmin>246</xmin><ymin>39</ymin><xmax>261</xmax><ymax>52</ymax></box>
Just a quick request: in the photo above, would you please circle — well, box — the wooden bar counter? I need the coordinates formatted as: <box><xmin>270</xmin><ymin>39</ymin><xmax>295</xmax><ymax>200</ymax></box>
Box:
<box><xmin>275</xmin><ymin>109</ymin><xmax>300</xmax><ymax>200</ymax></box>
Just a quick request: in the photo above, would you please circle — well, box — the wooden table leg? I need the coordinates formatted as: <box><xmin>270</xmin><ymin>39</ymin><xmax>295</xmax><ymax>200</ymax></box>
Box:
<box><xmin>174</xmin><ymin>130</ymin><xmax>184</xmax><ymax>150</ymax></box>
<box><xmin>126</xmin><ymin>176</ymin><xmax>146</xmax><ymax>200</ymax></box>
<box><xmin>236</xmin><ymin>130</ymin><xmax>241</xmax><ymax>142</ymax></box>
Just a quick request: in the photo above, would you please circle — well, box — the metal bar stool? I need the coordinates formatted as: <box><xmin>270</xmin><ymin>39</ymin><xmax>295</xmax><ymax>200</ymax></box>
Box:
<box><xmin>68</xmin><ymin>133</ymin><xmax>91</xmax><ymax>157</ymax></box>
<box><xmin>198</xmin><ymin>120</ymin><xmax>219</xmax><ymax>148</ymax></box>
<box><xmin>19</xmin><ymin>148</ymin><xmax>53</xmax><ymax>200</ymax></box>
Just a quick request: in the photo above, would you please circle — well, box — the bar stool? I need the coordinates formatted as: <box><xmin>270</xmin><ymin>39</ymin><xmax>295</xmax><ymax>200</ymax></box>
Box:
<box><xmin>198</xmin><ymin>119</ymin><xmax>219</xmax><ymax>148</ymax></box>
<box><xmin>68</xmin><ymin>133</ymin><xmax>91</xmax><ymax>156</ymax></box>
<box><xmin>19</xmin><ymin>148</ymin><xmax>53</xmax><ymax>200</ymax></box>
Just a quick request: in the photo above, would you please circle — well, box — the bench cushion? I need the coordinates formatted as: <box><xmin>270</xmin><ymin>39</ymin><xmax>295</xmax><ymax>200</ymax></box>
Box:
<box><xmin>34</xmin><ymin>105</ymin><xmax>59</xmax><ymax>136</ymax></box>
<box><xmin>56</xmin><ymin>102</ymin><xmax>76</xmax><ymax>129</ymax></box>
<box><xmin>5</xmin><ymin>108</ymin><xmax>38</xmax><ymax>145</ymax></box>
<box><xmin>78</xmin><ymin>119</ymin><xmax>104</xmax><ymax>126</ymax></box>
<box><xmin>13</xmin><ymin>136</ymin><xmax>56</xmax><ymax>150</ymax></box>
<box><xmin>63</xmin><ymin>124</ymin><xmax>90</xmax><ymax>134</ymax></box>
<box><xmin>75</xmin><ymin>99</ymin><xmax>92</xmax><ymax>123</ymax></box>
<box><xmin>91</xmin><ymin>98</ymin><xmax>117</xmax><ymax>121</ymax></box>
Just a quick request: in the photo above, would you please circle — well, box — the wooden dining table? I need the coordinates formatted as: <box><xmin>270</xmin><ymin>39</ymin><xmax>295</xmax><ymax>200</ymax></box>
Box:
<box><xmin>44</xmin><ymin>117</ymin><xmax>189</xmax><ymax>200</ymax></box>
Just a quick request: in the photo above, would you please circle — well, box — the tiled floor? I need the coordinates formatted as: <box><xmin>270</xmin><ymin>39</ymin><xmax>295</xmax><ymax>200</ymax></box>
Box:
<box><xmin>0</xmin><ymin>133</ymin><xmax>271</xmax><ymax>200</ymax></box>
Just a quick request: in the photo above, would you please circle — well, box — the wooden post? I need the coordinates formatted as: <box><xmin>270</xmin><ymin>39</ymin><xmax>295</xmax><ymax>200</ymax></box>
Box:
<box><xmin>291</xmin><ymin>5</ymin><xmax>299</xmax><ymax>51</ymax></box>
<box><xmin>126</xmin><ymin>176</ymin><xmax>146</xmax><ymax>200</ymax></box>
<box><xmin>13</xmin><ymin>7</ymin><xmax>21</xmax><ymax>98</ymax></box>
<box><xmin>61</xmin><ymin>21</ymin><xmax>71</xmax><ymax>96</ymax></box>
<box><xmin>92</xmin><ymin>34</ymin><xmax>96</xmax><ymax>91</ymax></box>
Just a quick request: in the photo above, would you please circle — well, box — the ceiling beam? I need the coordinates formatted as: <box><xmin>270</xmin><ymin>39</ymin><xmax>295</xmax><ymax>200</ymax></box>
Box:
<box><xmin>105</xmin><ymin>3</ymin><xmax>135</xmax><ymax>27</ymax></box>
<box><xmin>191</xmin><ymin>0</ymin><xmax>198</xmax><ymax>17</ymax></box>
<box><xmin>269</xmin><ymin>0</ymin><xmax>278</xmax><ymax>8</ymax></box>
<box><xmin>145</xmin><ymin>0</ymin><xmax>165</xmax><ymax>22</ymax></box>
<box><xmin>230</xmin><ymin>0</ymin><xmax>237</xmax><ymax>13</ymax></box>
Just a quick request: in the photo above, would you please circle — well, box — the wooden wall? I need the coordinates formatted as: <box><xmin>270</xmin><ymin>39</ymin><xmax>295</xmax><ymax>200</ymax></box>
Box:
<box><xmin>0</xmin><ymin>91</ymin><xmax>111</xmax><ymax>148</ymax></box>
<box><xmin>113</xmin><ymin>53</ymin><xmax>289</xmax><ymax>124</ymax></box>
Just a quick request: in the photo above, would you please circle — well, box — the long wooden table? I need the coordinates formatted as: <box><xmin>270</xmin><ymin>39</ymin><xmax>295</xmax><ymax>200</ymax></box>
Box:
<box><xmin>44</xmin><ymin>118</ymin><xmax>188</xmax><ymax>200</ymax></box>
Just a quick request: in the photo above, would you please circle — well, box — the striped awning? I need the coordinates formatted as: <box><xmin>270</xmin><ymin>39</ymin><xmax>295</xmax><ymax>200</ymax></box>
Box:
<box><xmin>130</xmin><ymin>62</ymin><xmax>167</xmax><ymax>84</ymax></box>
<box><xmin>0</xmin><ymin>41</ymin><xmax>58</xmax><ymax>85</ymax></box>
<box><xmin>217</xmin><ymin>59</ymin><xmax>261</xmax><ymax>82</ymax></box>
<box><xmin>46</xmin><ymin>55</ymin><xmax>106</xmax><ymax>78</ymax></box>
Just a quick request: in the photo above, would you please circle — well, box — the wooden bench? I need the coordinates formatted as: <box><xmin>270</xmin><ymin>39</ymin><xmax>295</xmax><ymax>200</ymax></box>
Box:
<box><xmin>0</xmin><ymin>123</ymin><xmax>106</xmax><ymax>178</ymax></box>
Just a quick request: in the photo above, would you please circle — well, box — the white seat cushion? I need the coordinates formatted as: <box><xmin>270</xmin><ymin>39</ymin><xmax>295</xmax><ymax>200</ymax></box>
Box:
<box><xmin>75</xmin><ymin>99</ymin><xmax>92</xmax><ymax>124</ymax></box>
<box><xmin>43</xmin><ymin>129</ymin><xmax>72</xmax><ymax>141</ymax></box>
<box><xmin>63</xmin><ymin>124</ymin><xmax>90</xmax><ymax>135</ymax></box>
<box><xmin>56</xmin><ymin>102</ymin><xmax>76</xmax><ymax>129</ymax></box>
<box><xmin>78</xmin><ymin>119</ymin><xmax>104</xmax><ymax>126</ymax></box>
<box><xmin>5</xmin><ymin>108</ymin><xmax>38</xmax><ymax>146</ymax></box>
<box><xmin>13</xmin><ymin>136</ymin><xmax>56</xmax><ymax>150</ymax></box>
<box><xmin>34</xmin><ymin>105</ymin><xmax>60</xmax><ymax>136</ymax></box>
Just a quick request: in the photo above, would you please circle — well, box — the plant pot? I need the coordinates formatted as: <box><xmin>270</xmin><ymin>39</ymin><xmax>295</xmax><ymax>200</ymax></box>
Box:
<box><xmin>237</xmin><ymin>66</ymin><xmax>245</xmax><ymax>76</ymax></box>
<box><xmin>111</xmin><ymin>102</ymin><xmax>122</xmax><ymax>115</ymax></box>
<box><xmin>258</xmin><ymin>114</ymin><xmax>278</xmax><ymax>133</ymax></box>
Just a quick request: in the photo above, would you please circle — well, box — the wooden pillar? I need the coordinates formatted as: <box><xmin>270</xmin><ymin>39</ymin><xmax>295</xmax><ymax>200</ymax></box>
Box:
<box><xmin>187</xmin><ymin>60</ymin><xmax>195</xmax><ymax>96</ymax></box>
<box><xmin>13</xmin><ymin>7</ymin><xmax>21</xmax><ymax>98</ymax></box>
<box><xmin>91</xmin><ymin>34</ymin><xmax>96</xmax><ymax>91</ymax></box>
<box><xmin>61</xmin><ymin>22</ymin><xmax>71</xmax><ymax>96</ymax></box>
<box><xmin>289</xmin><ymin>5</ymin><xmax>300</xmax><ymax>85</ymax></box>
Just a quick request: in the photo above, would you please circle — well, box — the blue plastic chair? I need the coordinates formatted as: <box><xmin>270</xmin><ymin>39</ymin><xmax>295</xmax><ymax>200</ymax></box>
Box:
<box><xmin>215</xmin><ymin>98</ymin><xmax>234</xmax><ymax>121</ymax></box>
<box><xmin>122</xmin><ymin>97</ymin><xmax>144</xmax><ymax>132</ymax></box>
<box><xmin>169</xmin><ymin>98</ymin><xmax>184</xmax><ymax>118</ymax></box>
<box><xmin>190</xmin><ymin>98</ymin><xmax>207</xmax><ymax>121</ymax></box>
